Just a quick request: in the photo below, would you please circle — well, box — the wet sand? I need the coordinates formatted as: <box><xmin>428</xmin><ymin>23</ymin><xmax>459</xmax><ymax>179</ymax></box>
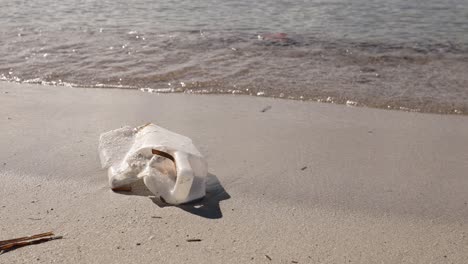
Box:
<box><xmin>1</xmin><ymin>82</ymin><xmax>467</xmax><ymax>263</ymax></box>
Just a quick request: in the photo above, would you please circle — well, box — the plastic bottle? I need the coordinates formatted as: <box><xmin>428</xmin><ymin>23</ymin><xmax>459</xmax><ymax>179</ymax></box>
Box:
<box><xmin>99</xmin><ymin>123</ymin><xmax>207</xmax><ymax>205</ymax></box>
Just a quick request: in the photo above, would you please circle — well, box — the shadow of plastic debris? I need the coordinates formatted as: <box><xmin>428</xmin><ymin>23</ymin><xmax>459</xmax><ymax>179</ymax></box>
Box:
<box><xmin>115</xmin><ymin>173</ymin><xmax>230</xmax><ymax>219</ymax></box>
<box><xmin>151</xmin><ymin>174</ymin><xmax>230</xmax><ymax>219</ymax></box>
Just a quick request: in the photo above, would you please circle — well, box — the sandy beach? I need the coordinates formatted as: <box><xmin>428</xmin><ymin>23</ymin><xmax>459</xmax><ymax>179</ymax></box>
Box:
<box><xmin>1</xmin><ymin>82</ymin><xmax>467</xmax><ymax>263</ymax></box>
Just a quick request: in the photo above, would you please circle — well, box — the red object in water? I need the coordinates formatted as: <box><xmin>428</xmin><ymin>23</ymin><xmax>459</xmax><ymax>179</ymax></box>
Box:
<box><xmin>259</xmin><ymin>33</ymin><xmax>289</xmax><ymax>42</ymax></box>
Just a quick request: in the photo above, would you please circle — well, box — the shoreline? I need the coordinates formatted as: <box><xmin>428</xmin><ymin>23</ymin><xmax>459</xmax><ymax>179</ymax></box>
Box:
<box><xmin>1</xmin><ymin>82</ymin><xmax>467</xmax><ymax>263</ymax></box>
<box><xmin>1</xmin><ymin>80</ymin><xmax>466</xmax><ymax>116</ymax></box>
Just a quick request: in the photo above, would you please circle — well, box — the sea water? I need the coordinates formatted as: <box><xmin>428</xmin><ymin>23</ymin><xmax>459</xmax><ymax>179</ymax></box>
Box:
<box><xmin>1</xmin><ymin>0</ymin><xmax>467</xmax><ymax>114</ymax></box>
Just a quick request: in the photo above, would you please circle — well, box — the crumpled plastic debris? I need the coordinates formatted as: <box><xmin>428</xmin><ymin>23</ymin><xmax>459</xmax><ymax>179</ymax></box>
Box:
<box><xmin>99</xmin><ymin>123</ymin><xmax>207</xmax><ymax>205</ymax></box>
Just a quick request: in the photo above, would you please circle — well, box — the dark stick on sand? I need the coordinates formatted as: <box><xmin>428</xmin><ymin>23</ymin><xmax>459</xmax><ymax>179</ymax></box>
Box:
<box><xmin>261</xmin><ymin>106</ymin><xmax>272</xmax><ymax>112</ymax></box>
<box><xmin>0</xmin><ymin>232</ymin><xmax>62</xmax><ymax>254</ymax></box>
<box><xmin>186</xmin><ymin>239</ymin><xmax>202</xmax><ymax>242</ymax></box>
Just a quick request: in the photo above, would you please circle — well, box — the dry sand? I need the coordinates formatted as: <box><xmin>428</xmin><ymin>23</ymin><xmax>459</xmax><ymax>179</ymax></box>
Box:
<box><xmin>0</xmin><ymin>82</ymin><xmax>467</xmax><ymax>263</ymax></box>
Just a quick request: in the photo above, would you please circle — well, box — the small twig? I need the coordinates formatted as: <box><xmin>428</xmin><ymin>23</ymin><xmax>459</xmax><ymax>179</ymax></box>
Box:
<box><xmin>0</xmin><ymin>236</ymin><xmax>62</xmax><ymax>252</ymax></box>
<box><xmin>4</xmin><ymin>236</ymin><xmax>62</xmax><ymax>252</ymax></box>
<box><xmin>186</xmin><ymin>239</ymin><xmax>202</xmax><ymax>242</ymax></box>
<box><xmin>261</xmin><ymin>106</ymin><xmax>272</xmax><ymax>112</ymax></box>
<box><xmin>0</xmin><ymin>232</ymin><xmax>53</xmax><ymax>246</ymax></box>
<box><xmin>0</xmin><ymin>232</ymin><xmax>62</xmax><ymax>254</ymax></box>
<box><xmin>265</xmin><ymin>254</ymin><xmax>272</xmax><ymax>261</ymax></box>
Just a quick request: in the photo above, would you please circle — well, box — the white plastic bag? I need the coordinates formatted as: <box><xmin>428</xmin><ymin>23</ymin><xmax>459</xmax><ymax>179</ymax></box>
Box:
<box><xmin>99</xmin><ymin>123</ymin><xmax>207</xmax><ymax>205</ymax></box>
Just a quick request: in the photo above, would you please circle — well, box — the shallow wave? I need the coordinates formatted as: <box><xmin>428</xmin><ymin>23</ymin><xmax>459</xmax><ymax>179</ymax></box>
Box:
<box><xmin>1</xmin><ymin>29</ymin><xmax>468</xmax><ymax>115</ymax></box>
